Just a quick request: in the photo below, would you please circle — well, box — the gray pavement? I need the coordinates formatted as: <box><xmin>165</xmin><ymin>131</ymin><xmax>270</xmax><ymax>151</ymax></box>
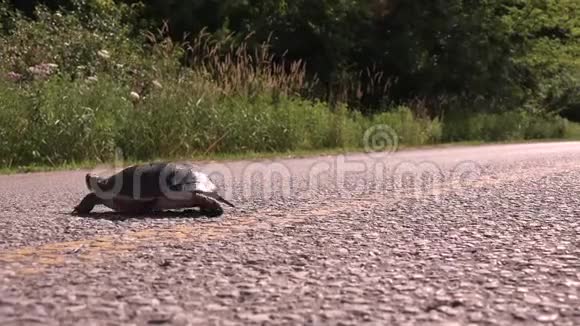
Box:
<box><xmin>0</xmin><ymin>142</ymin><xmax>579</xmax><ymax>325</ymax></box>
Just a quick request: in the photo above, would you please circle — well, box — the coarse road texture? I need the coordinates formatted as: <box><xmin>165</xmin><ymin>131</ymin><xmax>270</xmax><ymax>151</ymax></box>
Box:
<box><xmin>1</xmin><ymin>142</ymin><xmax>579</xmax><ymax>326</ymax></box>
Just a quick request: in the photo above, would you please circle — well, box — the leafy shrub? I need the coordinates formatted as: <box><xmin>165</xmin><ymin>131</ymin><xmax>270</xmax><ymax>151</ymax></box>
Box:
<box><xmin>441</xmin><ymin>109</ymin><xmax>568</xmax><ymax>142</ymax></box>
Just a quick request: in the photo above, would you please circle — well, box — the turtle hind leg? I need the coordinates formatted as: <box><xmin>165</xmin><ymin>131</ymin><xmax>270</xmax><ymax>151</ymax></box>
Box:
<box><xmin>73</xmin><ymin>193</ymin><xmax>102</xmax><ymax>214</ymax></box>
<box><xmin>194</xmin><ymin>195</ymin><xmax>224</xmax><ymax>217</ymax></box>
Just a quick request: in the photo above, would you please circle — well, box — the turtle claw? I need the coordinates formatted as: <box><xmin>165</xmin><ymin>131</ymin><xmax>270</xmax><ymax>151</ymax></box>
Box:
<box><xmin>72</xmin><ymin>207</ymin><xmax>88</xmax><ymax>216</ymax></box>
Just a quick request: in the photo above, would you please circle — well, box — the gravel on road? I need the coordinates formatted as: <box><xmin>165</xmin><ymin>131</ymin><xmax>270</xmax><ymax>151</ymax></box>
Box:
<box><xmin>1</xmin><ymin>142</ymin><xmax>579</xmax><ymax>325</ymax></box>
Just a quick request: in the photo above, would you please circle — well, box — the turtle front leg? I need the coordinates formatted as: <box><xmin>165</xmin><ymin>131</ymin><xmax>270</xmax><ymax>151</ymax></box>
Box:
<box><xmin>73</xmin><ymin>193</ymin><xmax>102</xmax><ymax>214</ymax></box>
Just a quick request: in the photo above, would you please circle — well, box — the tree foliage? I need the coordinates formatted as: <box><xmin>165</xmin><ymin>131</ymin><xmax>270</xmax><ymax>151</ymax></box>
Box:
<box><xmin>4</xmin><ymin>0</ymin><xmax>580</xmax><ymax>118</ymax></box>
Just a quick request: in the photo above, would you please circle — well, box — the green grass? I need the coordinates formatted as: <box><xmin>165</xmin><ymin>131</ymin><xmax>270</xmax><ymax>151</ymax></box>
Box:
<box><xmin>0</xmin><ymin>75</ymin><xmax>443</xmax><ymax>169</ymax></box>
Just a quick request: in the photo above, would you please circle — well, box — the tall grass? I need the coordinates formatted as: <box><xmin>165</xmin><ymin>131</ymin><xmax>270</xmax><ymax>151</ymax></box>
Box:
<box><xmin>0</xmin><ymin>3</ymin><xmax>577</xmax><ymax>170</ymax></box>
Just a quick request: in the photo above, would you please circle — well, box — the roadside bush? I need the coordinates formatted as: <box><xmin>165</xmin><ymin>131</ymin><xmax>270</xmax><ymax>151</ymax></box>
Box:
<box><xmin>370</xmin><ymin>106</ymin><xmax>443</xmax><ymax>146</ymax></box>
<box><xmin>441</xmin><ymin>109</ymin><xmax>568</xmax><ymax>142</ymax></box>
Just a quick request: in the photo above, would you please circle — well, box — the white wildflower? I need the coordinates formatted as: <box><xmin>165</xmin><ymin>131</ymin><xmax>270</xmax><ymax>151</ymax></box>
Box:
<box><xmin>97</xmin><ymin>49</ymin><xmax>111</xmax><ymax>59</ymax></box>
<box><xmin>152</xmin><ymin>80</ymin><xmax>162</xmax><ymax>89</ymax></box>
<box><xmin>87</xmin><ymin>76</ymin><xmax>98</xmax><ymax>83</ymax></box>
<box><xmin>129</xmin><ymin>91</ymin><xmax>140</xmax><ymax>101</ymax></box>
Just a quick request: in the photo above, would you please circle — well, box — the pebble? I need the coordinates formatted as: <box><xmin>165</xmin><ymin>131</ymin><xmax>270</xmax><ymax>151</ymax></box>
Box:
<box><xmin>65</xmin><ymin>304</ymin><xmax>87</xmax><ymax>313</ymax></box>
<box><xmin>535</xmin><ymin>313</ymin><xmax>559</xmax><ymax>323</ymax></box>
<box><xmin>467</xmin><ymin>311</ymin><xmax>484</xmax><ymax>322</ymax></box>
<box><xmin>523</xmin><ymin>293</ymin><xmax>542</xmax><ymax>304</ymax></box>
<box><xmin>322</xmin><ymin>309</ymin><xmax>347</xmax><ymax>319</ymax></box>
<box><xmin>237</xmin><ymin>313</ymin><xmax>271</xmax><ymax>322</ymax></box>
<box><xmin>0</xmin><ymin>305</ymin><xmax>16</xmax><ymax>316</ymax></box>
<box><xmin>205</xmin><ymin>304</ymin><xmax>228</xmax><ymax>311</ymax></box>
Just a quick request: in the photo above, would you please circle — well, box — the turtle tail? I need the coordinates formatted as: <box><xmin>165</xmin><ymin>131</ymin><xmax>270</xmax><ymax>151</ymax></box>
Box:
<box><xmin>204</xmin><ymin>192</ymin><xmax>235</xmax><ymax>208</ymax></box>
<box><xmin>85</xmin><ymin>173</ymin><xmax>104</xmax><ymax>191</ymax></box>
<box><xmin>217</xmin><ymin>195</ymin><xmax>236</xmax><ymax>208</ymax></box>
<box><xmin>85</xmin><ymin>173</ymin><xmax>93</xmax><ymax>191</ymax></box>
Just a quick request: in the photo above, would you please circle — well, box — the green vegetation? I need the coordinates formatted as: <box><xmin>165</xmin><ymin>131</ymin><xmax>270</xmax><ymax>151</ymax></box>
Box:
<box><xmin>0</xmin><ymin>0</ymin><xmax>579</xmax><ymax>171</ymax></box>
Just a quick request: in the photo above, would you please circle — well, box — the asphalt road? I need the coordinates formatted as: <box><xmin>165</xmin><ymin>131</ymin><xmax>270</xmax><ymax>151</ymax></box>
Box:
<box><xmin>1</xmin><ymin>142</ymin><xmax>579</xmax><ymax>326</ymax></box>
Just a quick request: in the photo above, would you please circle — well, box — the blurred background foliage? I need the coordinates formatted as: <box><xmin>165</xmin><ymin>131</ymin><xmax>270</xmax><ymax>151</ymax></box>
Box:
<box><xmin>0</xmin><ymin>0</ymin><xmax>579</xmax><ymax>168</ymax></box>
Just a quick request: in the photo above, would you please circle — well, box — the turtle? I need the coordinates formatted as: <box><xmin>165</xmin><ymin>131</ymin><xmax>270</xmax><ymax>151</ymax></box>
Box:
<box><xmin>72</xmin><ymin>162</ymin><xmax>235</xmax><ymax>217</ymax></box>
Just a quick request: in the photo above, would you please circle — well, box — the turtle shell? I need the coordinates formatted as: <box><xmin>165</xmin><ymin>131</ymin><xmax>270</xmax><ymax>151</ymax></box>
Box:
<box><xmin>92</xmin><ymin>162</ymin><xmax>217</xmax><ymax>200</ymax></box>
